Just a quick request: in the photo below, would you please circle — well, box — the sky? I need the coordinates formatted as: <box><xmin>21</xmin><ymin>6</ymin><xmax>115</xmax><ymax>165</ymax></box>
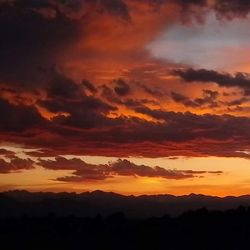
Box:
<box><xmin>1</xmin><ymin>0</ymin><xmax>250</xmax><ymax>196</ymax></box>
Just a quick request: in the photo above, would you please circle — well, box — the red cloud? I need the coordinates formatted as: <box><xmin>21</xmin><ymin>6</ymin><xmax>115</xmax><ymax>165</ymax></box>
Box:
<box><xmin>0</xmin><ymin>156</ymin><xmax>34</xmax><ymax>173</ymax></box>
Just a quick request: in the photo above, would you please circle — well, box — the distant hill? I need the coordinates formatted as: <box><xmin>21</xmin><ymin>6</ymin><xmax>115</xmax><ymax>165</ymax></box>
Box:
<box><xmin>1</xmin><ymin>190</ymin><xmax>250</xmax><ymax>218</ymax></box>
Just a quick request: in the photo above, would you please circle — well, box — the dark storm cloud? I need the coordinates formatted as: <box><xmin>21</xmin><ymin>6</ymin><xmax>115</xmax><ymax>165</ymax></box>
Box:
<box><xmin>101</xmin><ymin>84</ymin><xmax>124</xmax><ymax>105</ymax></box>
<box><xmin>0</xmin><ymin>0</ymin><xmax>80</xmax><ymax>90</ymax></box>
<box><xmin>123</xmin><ymin>98</ymin><xmax>158</xmax><ymax>108</ymax></box>
<box><xmin>13</xmin><ymin>104</ymin><xmax>250</xmax><ymax>159</ymax></box>
<box><xmin>1</xmin><ymin>0</ymin><xmax>131</xmax><ymax>20</ymax></box>
<box><xmin>175</xmin><ymin>0</ymin><xmax>206</xmax><ymax>5</ymax></box>
<box><xmin>138</xmin><ymin>83</ymin><xmax>166</xmax><ymax>97</ymax></box>
<box><xmin>39</xmin><ymin>157</ymin><xmax>218</xmax><ymax>182</ymax></box>
<box><xmin>97</xmin><ymin>0</ymin><xmax>131</xmax><ymax>21</ymax></box>
<box><xmin>214</xmin><ymin>0</ymin><xmax>250</xmax><ymax>19</ymax></box>
<box><xmin>133</xmin><ymin>0</ymin><xmax>207</xmax><ymax>8</ymax></box>
<box><xmin>2</xmin><ymin>68</ymin><xmax>250</xmax><ymax>159</ymax></box>
<box><xmin>173</xmin><ymin>68</ymin><xmax>250</xmax><ymax>95</ymax></box>
<box><xmin>148</xmin><ymin>0</ymin><xmax>250</xmax><ymax>19</ymax></box>
<box><xmin>46</xmin><ymin>71</ymin><xmax>82</xmax><ymax>99</ymax></box>
<box><xmin>171</xmin><ymin>89</ymin><xmax>219</xmax><ymax>108</ymax></box>
<box><xmin>227</xmin><ymin>97</ymin><xmax>250</xmax><ymax>106</ymax></box>
<box><xmin>0</xmin><ymin>0</ymin><xmax>133</xmax><ymax>92</ymax></box>
<box><xmin>39</xmin><ymin>71</ymin><xmax>117</xmax><ymax>129</ymax></box>
<box><xmin>171</xmin><ymin>92</ymin><xmax>200</xmax><ymax>108</ymax></box>
<box><xmin>202</xmin><ymin>90</ymin><xmax>219</xmax><ymax>100</ymax></box>
<box><xmin>0</xmin><ymin>98</ymin><xmax>45</xmax><ymax>132</ymax></box>
<box><xmin>25</xmin><ymin>103</ymin><xmax>250</xmax><ymax>159</ymax></box>
<box><xmin>40</xmin><ymin>96</ymin><xmax>117</xmax><ymax>129</ymax></box>
<box><xmin>82</xmin><ymin>79</ymin><xmax>98</xmax><ymax>94</ymax></box>
<box><xmin>101</xmin><ymin>83</ymin><xmax>157</xmax><ymax>110</ymax></box>
<box><xmin>194</xmin><ymin>90</ymin><xmax>219</xmax><ymax>108</ymax></box>
<box><xmin>134</xmin><ymin>106</ymin><xmax>250</xmax><ymax>142</ymax></box>
<box><xmin>114</xmin><ymin>79</ymin><xmax>131</xmax><ymax>96</ymax></box>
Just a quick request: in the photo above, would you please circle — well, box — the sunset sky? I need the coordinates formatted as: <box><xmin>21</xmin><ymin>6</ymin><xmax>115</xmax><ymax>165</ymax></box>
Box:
<box><xmin>1</xmin><ymin>0</ymin><xmax>250</xmax><ymax>196</ymax></box>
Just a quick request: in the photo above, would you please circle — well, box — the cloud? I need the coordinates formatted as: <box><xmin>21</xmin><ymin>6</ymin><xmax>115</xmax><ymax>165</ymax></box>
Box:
<box><xmin>127</xmin><ymin>106</ymin><xmax>250</xmax><ymax>158</ymax></box>
<box><xmin>2</xmin><ymin>78</ymin><xmax>250</xmax><ymax>159</ymax></box>
<box><xmin>214</xmin><ymin>0</ymin><xmax>250</xmax><ymax>19</ymax></box>
<box><xmin>0</xmin><ymin>97</ymin><xmax>46</xmax><ymax>132</ymax></box>
<box><xmin>134</xmin><ymin>106</ymin><xmax>249</xmax><ymax>143</ymax></box>
<box><xmin>171</xmin><ymin>92</ymin><xmax>200</xmax><ymax>108</ymax></box>
<box><xmin>207</xmin><ymin>171</ymin><xmax>223</xmax><ymax>174</ymax></box>
<box><xmin>97</xmin><ymin>0</ymin><xmax>131</xmax><ymax>21</ymax></box>
<box><xmin>0</xmin><ymin>156</ymin><xmax>34</xmax><ymax>173</ymax></box>
<box><xmin>122</xmin><ymin>98</ymin><xmax>158</xmax><ymax>108</ymax></box>
<box><xmin>173</xmin><ymin>68</ymin><xmax>250</xmax><ymax>95</ymax></box>
<box><xmin>0</xmin><ymin>0</ymin><xmax>80</xmax><ymax>90</ymax></box>
<box><xmin>0</xmin><ymin>149</ymin><xmax>15</xmax><ymax>156</ymax></box>
<box><xmin>1</xmin><ymin>0</ymin><xmax>250</xmax><ymax>93</ymax></box>
<box><xmin>114</xmin><ymin>79</ymin><xmax>131</xmax><ymax>96</ymax></box>
<box><xmin>171</xmin><ymin>90</ymin><xmax>219</xmax><ymax>108</ymax></box>
<box><xmin>2</xmin><ymin>98</ymin><xmax>248</xmax><ymax>159</ymax></box>
<box><xmin>227</xmin><ymin>97</ymin><xmax>250</xmax><ymax>106</ymax></box>
<box><xmin>82</xmin><ymin>79</ymin><xmax>98</xmax><ymax>94</ymax></box>
<box><xmin>101</xmin><ymin>85</ymin><xmax>122</xmax><ymax>104</ymax></box>
<box><xmin>110</xmin><ymin>159</ymin><xmax>195</xmax><ymax>179</ymax></box>
<box><xmin>39</xmin><ymin>156</ymin><xmax>109</xmax><ymax>181</ymax></box>
<box><xmin>1</xmin><ymin>0</ymin><xmax>250</xmax><ymax>161</ymax></box>
<box><xmin>0</xmin><ymin>0</ymin><xmax>134</xmax><ymax>93</ymax></box>
<box><xmin>38</xmin><ymin>157</ymin><xmax>220</xmax><ymax>182</ymax></box>
<box><xmin>45</xmin><ymin>70</ymin><xmax>82</xmax><ymax>99</ymax></box>
<box><xmin>138</xmin><ymin>83</ymin><xmax>166</xmax><ymax>97</ymax></box>
<box><xmin>38</xmin><ymin>71</ymin><xmax>117</xmax><ymax>129</ymax></box>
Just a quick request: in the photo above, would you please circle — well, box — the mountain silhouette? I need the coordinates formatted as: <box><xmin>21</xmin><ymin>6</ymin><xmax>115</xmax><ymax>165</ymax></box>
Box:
<box><xmin>2</xmin><ymin>190</ymin><xmax>250</xmax><ymax>218</ymax></box>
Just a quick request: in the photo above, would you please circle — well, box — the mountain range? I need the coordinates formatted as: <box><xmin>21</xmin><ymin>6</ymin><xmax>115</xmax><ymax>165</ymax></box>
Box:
<box><xmin>2</xmin><ymin>190</ymin><xmax>250</xmax><ymax>218</ymax></box>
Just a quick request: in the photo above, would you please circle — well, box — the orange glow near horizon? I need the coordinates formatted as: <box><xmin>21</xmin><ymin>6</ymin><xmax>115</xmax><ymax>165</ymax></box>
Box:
<box><xmin>1</xmin><ymin>145</ymin><xmax>250</xmax><ymax>197</ymax></box>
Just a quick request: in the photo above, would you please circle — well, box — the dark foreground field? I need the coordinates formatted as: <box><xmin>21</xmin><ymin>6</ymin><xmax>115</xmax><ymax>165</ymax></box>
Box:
<box><xmin>1</xmin><ymin>207</ymin><xmax>250</xmax><ymax>250</ymax></box>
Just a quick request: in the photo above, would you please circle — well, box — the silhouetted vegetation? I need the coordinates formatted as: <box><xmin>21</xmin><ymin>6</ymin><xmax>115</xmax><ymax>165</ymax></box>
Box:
<box><xmin>1</xmin><ymin>207</ymin><xmax>250</xmax><ymax>249</ymax></box>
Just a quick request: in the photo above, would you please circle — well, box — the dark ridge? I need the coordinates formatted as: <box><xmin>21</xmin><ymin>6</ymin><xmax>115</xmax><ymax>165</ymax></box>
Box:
<box><xmin>1</xmin><ymin>190</ymin><xmax>250</xmax><ymax>219</ymax></box>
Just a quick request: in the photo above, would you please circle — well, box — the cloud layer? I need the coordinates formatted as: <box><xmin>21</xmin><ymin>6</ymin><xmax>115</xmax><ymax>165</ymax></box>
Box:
<box><xmin>1</xmin><ymin>0</ymin><xmax>250</xmax><ymax>162</ymax></box>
